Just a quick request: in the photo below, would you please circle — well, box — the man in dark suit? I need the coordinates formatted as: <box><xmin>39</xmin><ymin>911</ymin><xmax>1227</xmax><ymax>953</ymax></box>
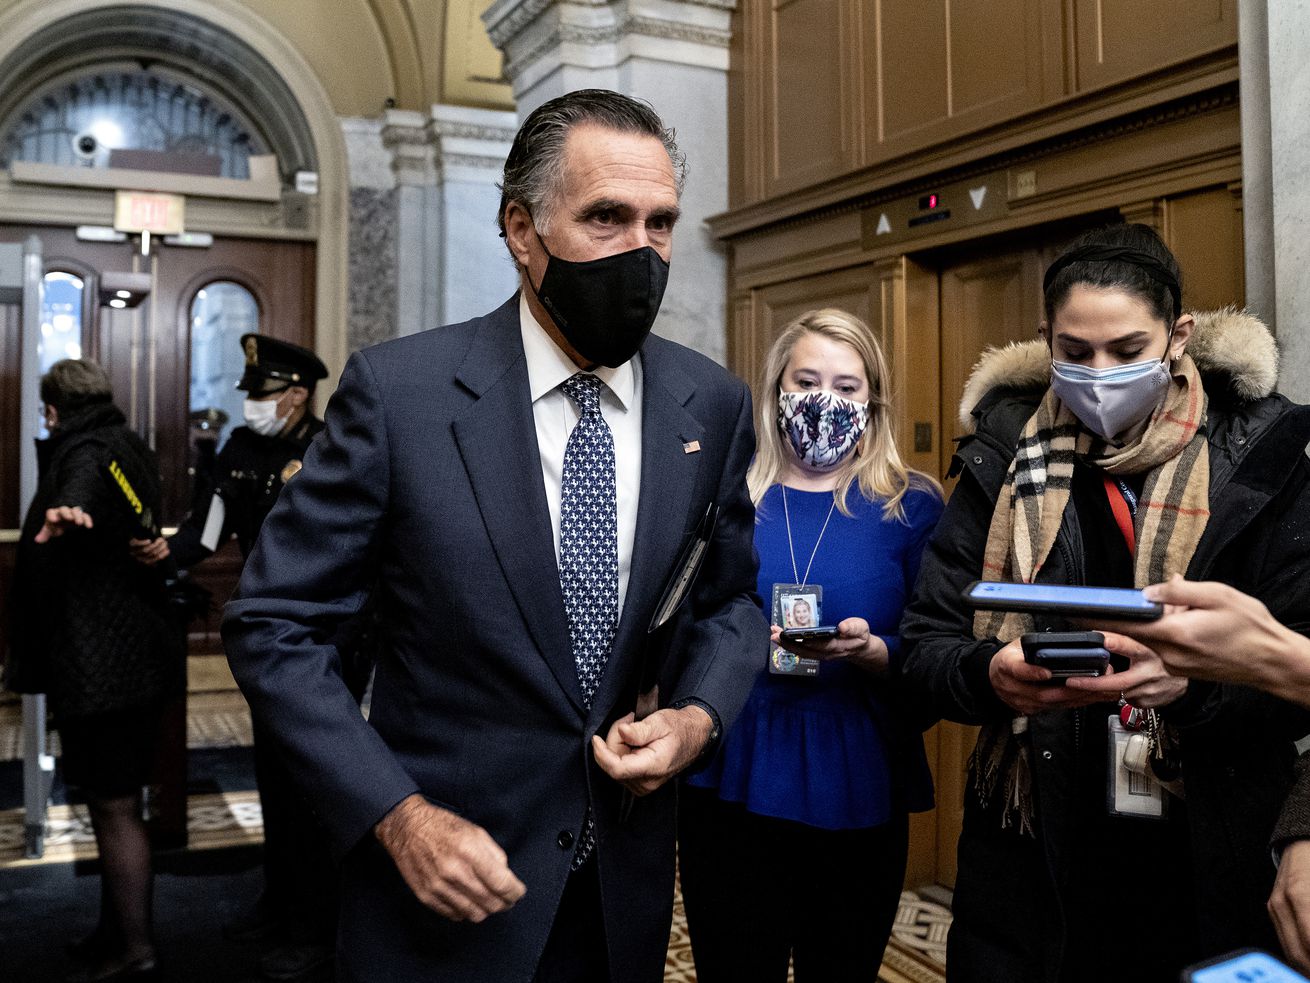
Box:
<box><xmin>222</xmin><ymin>88</ymin><xmax>767</xmax><ymax>982</ymax></box>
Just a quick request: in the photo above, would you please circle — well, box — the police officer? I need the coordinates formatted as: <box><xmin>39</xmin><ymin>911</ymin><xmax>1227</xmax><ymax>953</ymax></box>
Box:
<box><xmin>142</xmin><ymin>335</ymin><xmax>339</xmax><ymax>981</ymax></box>
<box><xmin>169</xmin><ymin>335</ymin><xmax>327</xmax><ymax>567</ymax></box>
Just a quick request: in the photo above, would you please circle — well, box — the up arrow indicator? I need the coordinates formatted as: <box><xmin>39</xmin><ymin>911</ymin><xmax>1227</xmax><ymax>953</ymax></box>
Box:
<box><xmin>875</xmin><ymin>213</ymin><xmax>891</xmax><ymax>235</ymax></box>
<box><xmin>969</xmin><ymin>186</ymin><xmax>987</xmax><ymax>210</ymax></box>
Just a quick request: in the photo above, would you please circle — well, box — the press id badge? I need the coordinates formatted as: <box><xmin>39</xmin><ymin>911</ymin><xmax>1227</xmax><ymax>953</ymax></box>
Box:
<box><xmin>1106</xmin><ymin>715</ymin><xmax>1166</xmax><ymax>819</ymax></box>
<box><xmin>769</xmin><ymin>584</ymin><xmax>822</xmax><ymax>677</ymax></box>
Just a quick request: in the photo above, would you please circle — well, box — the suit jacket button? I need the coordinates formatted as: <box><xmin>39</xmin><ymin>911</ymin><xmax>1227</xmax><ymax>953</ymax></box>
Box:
<box><xmin>557</xmin><ymin>830</ymin><xmax>574</xmax><ymax>849</ymax></box>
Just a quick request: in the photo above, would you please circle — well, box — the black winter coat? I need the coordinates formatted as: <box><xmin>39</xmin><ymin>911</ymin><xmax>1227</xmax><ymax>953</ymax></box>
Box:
<box><xmin>4</xmin><ymin>402</ymin><xmax>179</xmax><ymax>719</ymax></box>
<box><xmin>900</xmin><ymin>367</ymin><xmax>1310</xmax><ymax>981</ymax></box>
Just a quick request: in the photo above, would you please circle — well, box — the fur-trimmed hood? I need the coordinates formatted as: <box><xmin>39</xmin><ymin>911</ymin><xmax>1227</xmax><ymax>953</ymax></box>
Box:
<box><xmin>957</xmin><ymin>307</ymin><xmax>1280</xmax><ymax>433</ymax></box>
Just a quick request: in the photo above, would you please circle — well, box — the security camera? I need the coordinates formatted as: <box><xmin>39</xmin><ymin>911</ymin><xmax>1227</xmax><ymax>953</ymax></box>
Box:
<box><xmin>73</xmin><ymin>133</ymin><xmax>98</xmax><ymax>158</ymax></box>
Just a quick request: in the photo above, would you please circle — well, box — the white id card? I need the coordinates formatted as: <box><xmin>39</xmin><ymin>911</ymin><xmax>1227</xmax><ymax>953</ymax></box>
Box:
<box><xmin>199</xmin><ymin>493</ymin><xmax>226</xmax><ymax>552</ymax></box>
<box><xmin>1106</xmin><ymin>715</ymin><xmax>1166</xmax><ymax>819</ymax></box>
<box><xmin>768</xmin><ymin>583</ymin><xmax>822</xmax><ymax>677</ymax></box>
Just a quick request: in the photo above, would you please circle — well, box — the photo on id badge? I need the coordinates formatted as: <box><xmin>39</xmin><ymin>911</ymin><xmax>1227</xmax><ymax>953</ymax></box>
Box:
<box><xmin>770</xmin><ymin>584</ymin><xmax>822</xmax><ymax>676</ymax></box>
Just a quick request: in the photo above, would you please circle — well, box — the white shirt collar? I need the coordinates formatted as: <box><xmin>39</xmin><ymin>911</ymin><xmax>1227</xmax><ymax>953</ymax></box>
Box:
<box><xmin>518</xmin><ymin>292</ymin><xmax>636</xmax><ymax>410</ymax></box>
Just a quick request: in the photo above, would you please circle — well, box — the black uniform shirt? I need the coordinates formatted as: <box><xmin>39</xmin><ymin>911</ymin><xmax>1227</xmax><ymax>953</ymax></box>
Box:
<box><xmin>170</xmin><ymin>413</ymin><xmax>324</xmax><ymax>567</ymax></box>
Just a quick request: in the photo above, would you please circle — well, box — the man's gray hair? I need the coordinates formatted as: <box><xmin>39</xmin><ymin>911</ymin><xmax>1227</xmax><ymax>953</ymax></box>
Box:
<box><xmin>40</xmin><ymin>358</ymin><xmax>113</xmax><ymax>415</ymax></box>
<box><xmin>497</xmin><ymin>89</ymin><xmax>687</xmax><ymax>239</ymax></box>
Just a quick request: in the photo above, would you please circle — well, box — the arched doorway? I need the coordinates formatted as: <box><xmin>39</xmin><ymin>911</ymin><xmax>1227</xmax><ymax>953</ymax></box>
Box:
<box><xmin>0</xmin><ymin>0</ymin><xmax>350</xmax><ymax>441</ymax></box>
<box><xmin>0</xmin><ymin>2</ymin><xmax>345</xmax><ymax>848</ymax></box>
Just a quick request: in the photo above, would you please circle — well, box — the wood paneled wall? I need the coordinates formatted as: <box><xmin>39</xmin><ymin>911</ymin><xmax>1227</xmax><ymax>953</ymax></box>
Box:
<box><xmin>1072</xmin><ymin>0</ymin><xmax>1235</xmax><ymax>91</ymax></box>
<box><xmin>718</xmin><ymin>0</ymin><xmax>1246</xmax><ymax>893</ymax></box>
<box><xmin>734</xmin><ymin>0</ymin><xmax>1237</xmax><ymax>208</ymax></box>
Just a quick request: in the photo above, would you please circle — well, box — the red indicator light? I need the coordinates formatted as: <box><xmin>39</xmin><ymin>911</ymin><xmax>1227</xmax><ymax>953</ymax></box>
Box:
<box><xmin>928</xmin><ymin>194</ymin><xmax>938</xmax><ymax>209</ymax></box>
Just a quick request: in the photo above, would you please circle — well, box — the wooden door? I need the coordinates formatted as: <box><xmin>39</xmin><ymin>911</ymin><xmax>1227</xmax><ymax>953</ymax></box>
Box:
<box><xmin>0</xmin><ymin>226</ymin><xmax>314</xmax><ymax>520</ymax></box>
<box><xmin>0</xmin><ymin>225</ymin><xmax>314</xmax><ymax>618</ymax></box>
<box><xmin>0</xmin><ymin>229</ymin><xmax>314</xmax><ymax>653</ymax></box>
<box><xmin>933</xmin><ymin>220</ymin><xmax>1112</xmax><ymax>481</ymax></box>
<box><xmin>913</xmin><ymin>218</ymin><xmax>1107</xmax><ymax>887</ymax></box>
<box><xmin>915</xmin><ymin>242</ymin><xmax>1047</xmax><ymax>889</ymax></box>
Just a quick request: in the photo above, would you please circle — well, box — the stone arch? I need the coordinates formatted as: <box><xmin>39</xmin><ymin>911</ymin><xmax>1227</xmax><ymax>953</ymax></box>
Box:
<box><xmin>0</xmin><ymin>0</ymin><xmax>350</xmax><ymax>379</ymax></box>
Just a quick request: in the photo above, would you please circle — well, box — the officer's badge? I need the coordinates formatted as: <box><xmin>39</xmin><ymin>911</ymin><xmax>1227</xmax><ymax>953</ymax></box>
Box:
<box><xmin>280</xmin><ymin>460</ymin><xmax>303</xmax><ymax>483</ymax></box>
<box><xmin>244</xmin><ymin>337</ymin><xmax>259</xmax><ymax>365</ymax></box>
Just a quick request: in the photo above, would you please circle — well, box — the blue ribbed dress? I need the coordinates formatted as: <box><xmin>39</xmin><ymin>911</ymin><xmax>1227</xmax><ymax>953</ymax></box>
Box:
<box><xmin>687</xmin><ymin>482</ymin><xmax>942</xmax><ymax>829</ymax></box>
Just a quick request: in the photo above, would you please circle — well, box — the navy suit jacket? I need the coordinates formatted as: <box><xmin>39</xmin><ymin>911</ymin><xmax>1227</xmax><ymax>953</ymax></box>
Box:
<box><xmin>222</xmin><ymin>296</ymin><xmax>767</xmax><ymax>982</ymax></box>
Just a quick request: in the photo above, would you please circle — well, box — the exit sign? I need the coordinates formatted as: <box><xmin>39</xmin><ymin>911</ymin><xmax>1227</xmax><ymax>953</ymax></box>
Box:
<box><xmin>114</xmin><ymin>191</ymin><xmax>185</xmax><ymax>235</ymax></box>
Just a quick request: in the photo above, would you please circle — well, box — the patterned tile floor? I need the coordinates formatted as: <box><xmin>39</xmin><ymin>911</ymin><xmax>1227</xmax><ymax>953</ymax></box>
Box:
<box><xmin>0</xmin><ymin>676</ymin><xmax>950</xmax><ymax>981</ymax></box>
<box><xmin>0</xmin><ymin>790</ymin><xmax>264</xmax><ymax>868</ymax></box>
<box><xmin>0</xmin><ymin>690</ymin><xmax>254</xmax><ymax>763</ymax></box>
<box><xmin>662</xmin><ymin>884</ymin><xmax>948</xmax><ymax>983</ymax></box>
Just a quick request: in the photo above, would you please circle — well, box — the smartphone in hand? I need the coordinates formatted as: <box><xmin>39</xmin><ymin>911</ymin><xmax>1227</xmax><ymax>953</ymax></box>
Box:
<box><xmin>779</xmin><ymin>625</ymin><xmax>839</xmax><ymax>643</ymax></box>
<box><xmin>1180</xmin><ymin>948</ymin><xmax>1310</xmax><ymax>982</ymax></box>
<box><xmin>963</xmin><ymin>580</ymin><xmax>1163</xmax><ymax>621</ymax></box>
<box><xmin>1020</xmin><ymin>631</ymin><xmax>1110</xmax><ymax>679</ymax></box>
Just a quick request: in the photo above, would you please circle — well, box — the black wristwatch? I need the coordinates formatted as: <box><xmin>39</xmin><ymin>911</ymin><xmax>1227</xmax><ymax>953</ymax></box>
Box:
<box><xmin>669</xmin><ymin>697</ymin><xmax>722</xmax><ymax>763</ymax></box>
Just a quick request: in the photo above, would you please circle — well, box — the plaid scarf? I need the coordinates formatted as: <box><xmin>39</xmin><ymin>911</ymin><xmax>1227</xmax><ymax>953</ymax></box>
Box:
<box><xmin>970</xmin><ymin>353</ymin><xmax>1210</xmax><ymax>834</ymax></box>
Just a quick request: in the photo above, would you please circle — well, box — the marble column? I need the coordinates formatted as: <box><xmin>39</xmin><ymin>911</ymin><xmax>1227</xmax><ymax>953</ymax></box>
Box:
<box><xmin>381</xmin><ymin>110</ymin><xmax>440</xmax><ymax>340</ymax></box>
<box><xmin>342</xmin><ymin>116</ymin><xmax>398</xmax><ymax>350</ymax></box>
<box><xmin>1240</xmin><ymin>0</ymin><xmax>1310</xmax><ymax>400</ymax></box>
<box><xmin>482</xmin><ymin>0</ymin><xmax>736</xmax><ymax>363</ymax></box>
<box><xmin>430</xmin><ymin>105</ymin><xmax>520</xmax><ymax>325</ymax></box>
<box><xmin>341</xmin><ymin>105</ymin><xmax>519</xmax><ymax>349</ymax></box>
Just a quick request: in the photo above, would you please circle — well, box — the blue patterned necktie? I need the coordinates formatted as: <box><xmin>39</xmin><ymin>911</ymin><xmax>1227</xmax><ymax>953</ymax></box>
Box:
<box><xmin>558</xmin><ymin>372</ymin><xmax>618</xmax><ymax>868</ymax></box>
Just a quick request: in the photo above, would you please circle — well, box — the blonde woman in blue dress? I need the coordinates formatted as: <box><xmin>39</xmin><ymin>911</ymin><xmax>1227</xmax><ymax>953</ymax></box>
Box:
<box><xmin>679</xmin><ymin>308</ymin><xmax>942</xmax><ymax>982</ymax></box>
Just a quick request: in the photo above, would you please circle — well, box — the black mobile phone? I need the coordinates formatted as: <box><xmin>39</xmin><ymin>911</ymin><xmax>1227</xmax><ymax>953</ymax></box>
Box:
<box><xmin>1020</xmin><ymin>631</ymin><xmax>1110</xmax><ymax>678</ymax></box>
<box><xmin>779</xmin><ymin>625</ymin><xmax>839</xmax><ymax>643</ymax></box>
<box><xmin>963</xmin><ymin>580</ymin><xmax>1163</xmax><ymax>621</ymax></box>
<box><xmin>1180</xmin><ymin>948</ymin><xmax>1310</xmax><ymax>982</ymax></box>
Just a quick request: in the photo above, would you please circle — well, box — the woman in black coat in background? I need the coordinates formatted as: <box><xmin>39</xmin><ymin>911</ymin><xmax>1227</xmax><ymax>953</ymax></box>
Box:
<box><xmin>5</xmin><ymin>359</ymin><xmax>178</xmax><ymax>982</ymax></box>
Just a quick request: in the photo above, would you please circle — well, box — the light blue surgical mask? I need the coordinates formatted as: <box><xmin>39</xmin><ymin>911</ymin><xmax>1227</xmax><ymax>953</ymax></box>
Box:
<box><xmin>1050</xmin><ymin>355</ymin><xmax>1171</xmax><ymax>441</ymax></box>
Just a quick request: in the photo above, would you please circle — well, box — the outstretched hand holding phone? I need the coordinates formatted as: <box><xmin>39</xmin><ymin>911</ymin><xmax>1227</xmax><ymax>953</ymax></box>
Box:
<box><xmin>1101</xmin><ymin>576</ymin><xmax>1310</xmax><ymax>707</ymax></box>
<box><xmin>963</xmin><ymin>580</ymin><xmax>1188</xmax><ymax>710</ymax></box>
<box><xmin>963</xmin><ymin>580</ymin><xmax>1163</xmax><ymax>621</ymax></box>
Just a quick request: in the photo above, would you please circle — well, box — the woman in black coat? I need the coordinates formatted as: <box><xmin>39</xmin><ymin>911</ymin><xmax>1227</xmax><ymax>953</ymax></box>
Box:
<box><xmin>898</xmin><ymin>224</ymin><xmax>1310</xmax><ymax>982</ymax></box>
<box><xmin>5</xmin><ymin>359</ymin><xmax>177</xmax><ymax>982</ymax></box>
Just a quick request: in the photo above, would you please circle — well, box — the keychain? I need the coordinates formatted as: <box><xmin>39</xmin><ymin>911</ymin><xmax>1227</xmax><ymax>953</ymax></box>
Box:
<box><xmin>1107</xmin><ymin>713</ymin><xmax>1166</xmax><ymax>818</ymax></box>
<box><xmin>1122</xmin><ymin>731</ymin><xmax>1152</xmax><ymax>775</ymax></box>
<box><xmin>1145</xmin><ymin>709</ymin><xmax>1185</xmax><ymax>799</ymax></box>
<box><xmin>1109</xmin><ymin>699</ymin><xmax>1183</xmax><ymax>815</ymax></box>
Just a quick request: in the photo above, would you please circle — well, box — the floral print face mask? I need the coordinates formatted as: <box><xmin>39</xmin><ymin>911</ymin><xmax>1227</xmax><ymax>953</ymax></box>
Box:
<box><xmin>777</xmin><ymin>389</ymin><xmax>870</xmax><ymax>470</ymax></box>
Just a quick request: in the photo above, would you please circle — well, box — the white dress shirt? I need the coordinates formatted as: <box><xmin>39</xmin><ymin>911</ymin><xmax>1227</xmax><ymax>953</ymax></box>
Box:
<box><xmin>519</xmin><ymin>293</ymin><xmax>643</xmax><ymax>619</ymax></box>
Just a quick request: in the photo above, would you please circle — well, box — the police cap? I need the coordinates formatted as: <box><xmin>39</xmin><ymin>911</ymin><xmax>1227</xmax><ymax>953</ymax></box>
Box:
<box><xmin>189</xmin><ymin>407</ymin><xmax>229</xmax><ymax>431</ymax></box>
<box><xmin>236</xmin><ymin>334</ymin><xmax>328</xmax><ymax>394</ymax></box>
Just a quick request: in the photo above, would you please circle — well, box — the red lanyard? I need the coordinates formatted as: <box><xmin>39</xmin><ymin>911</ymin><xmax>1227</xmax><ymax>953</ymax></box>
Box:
<box><xmin>1102</xmin><ymin>476</ymin><xmax>1136</xmax><ymax>555</ymax></box>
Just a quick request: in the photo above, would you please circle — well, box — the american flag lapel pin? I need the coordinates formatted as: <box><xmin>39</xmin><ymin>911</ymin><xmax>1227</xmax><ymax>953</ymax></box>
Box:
<box><xmin>683</xmin><ymin>440</ymin><xmax>701</xmax><ymax>454</ymax></box>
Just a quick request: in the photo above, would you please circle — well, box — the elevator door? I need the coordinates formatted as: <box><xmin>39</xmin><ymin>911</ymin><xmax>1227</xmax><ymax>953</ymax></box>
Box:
<box><xmin>910</xmin><ymin>200</ymin><xmax>1255</xmax><ymax>887</ymax></box>
<box><xmin>909</xmin><ymin>219</ymin><xmax>1102</xmax><ymax>889</ymax></box>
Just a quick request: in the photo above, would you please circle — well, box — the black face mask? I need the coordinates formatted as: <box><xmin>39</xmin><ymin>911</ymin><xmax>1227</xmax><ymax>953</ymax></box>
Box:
<box><xmin>528</xmin><ymin>237</ymin><xmax>670</xmax><ymax>368</ymax></box>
